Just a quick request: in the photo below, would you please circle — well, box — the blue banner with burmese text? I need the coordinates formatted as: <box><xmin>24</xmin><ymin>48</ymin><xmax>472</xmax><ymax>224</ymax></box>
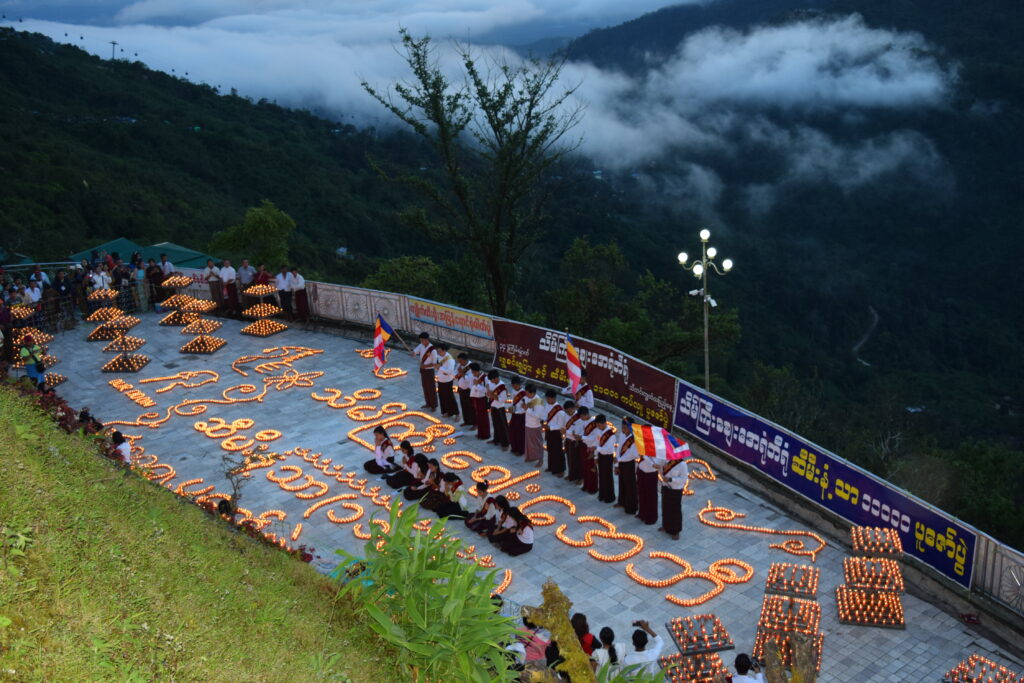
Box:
<box><xmin>673</xmin><ymin>382</ymin><xmax>976</xmax><ymax>588</ymax></box>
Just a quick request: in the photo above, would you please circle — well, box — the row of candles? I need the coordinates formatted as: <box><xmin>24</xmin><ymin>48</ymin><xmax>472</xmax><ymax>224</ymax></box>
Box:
<box><xmin>843</xmin><ymin>557</ymin><xmax>905</xmax><ymax>593</ymax></box>
<box><xmin>754</xmin><ymin>562</ymin><xmax>824</xmax><ymax>673</ymax></box>
<box><xmin>834</xmin><ymin>585</ymin><xmax>905</xmax><ymax>628</ymax></box>
<box><xmin>838</xmin><ymin>526</ymin><xmax>907</xmax><ymax>628</ymax></box>
<box><xmin>658</xmin><ymin>652</ymin><xmax>730</xmax><ymax>683</ymax></box>
<box><xmin>944</xmin><ymin>654</ymin><xmax>1024</xmax><ymax>683</ymax></box>
<box><xmin>764</xmin><ymin>561</ymin><xmax>820</xmax><ymax>598</ymax></box>
<box><xmin>757</xmin><ymin>595</ymin><xmax>822</xmax><ymax>636</ymax></box>
<box><xmin>850</xmin><ymin>525</ymin><xmax>903</xmax><ymax>557</ymax></box>
<box><xmin>666</xmin><ymin>614</ymin><xmax>734</xmax><ymax>654</ymax></box>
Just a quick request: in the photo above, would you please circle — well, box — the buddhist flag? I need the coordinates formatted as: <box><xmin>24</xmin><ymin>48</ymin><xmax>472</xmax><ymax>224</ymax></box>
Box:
<box><xmin>373</xmin><ymin>314</ymin><xmax>394</xmax><ymax>371</ymax></box>
<box><xmin>565</xmin><ymin>333</ymin><xmax>582</xmax><ymax>394</ymax></box>
<box><xmin>631</xmin><ymin>423</ymin><xmax>691</xmax><ymax>461</ymax></box>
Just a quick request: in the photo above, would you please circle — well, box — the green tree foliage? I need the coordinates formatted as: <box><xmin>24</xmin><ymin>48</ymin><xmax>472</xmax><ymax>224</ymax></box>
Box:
<box><xmin>361</xmin><ymin>255</ymin><xmax>444</xmax><ymax>300</ymax></box>
<box><xmin>363</xmin><ymin>29</ymin><xmax>582</xmax><ymax>315</ymax></box>
<box><xmin>209</xmin><ymin>200</ymin><xmax>295</xmax><ymax>269</ymax></box>
<box><xmin>334</xmin><ymin>504</ymin><xmax>518</xmax><ymax>682</ymax></box>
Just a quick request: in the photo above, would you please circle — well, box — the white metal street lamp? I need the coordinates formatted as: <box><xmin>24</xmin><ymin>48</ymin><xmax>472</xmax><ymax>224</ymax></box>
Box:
<box><xmin>677</xmin><ymin>228</ymin><xmax>733</xmax><ymax>390</ymax></box>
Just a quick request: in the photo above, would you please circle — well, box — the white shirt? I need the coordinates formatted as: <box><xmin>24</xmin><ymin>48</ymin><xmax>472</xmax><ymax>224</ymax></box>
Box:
<box><xmin>575</xmin><ymin>384</ymin><xmax>595</xmax><ymax>409</ymax></box>
<box><xmin>220</xmin><ymin>266</ymin><xmax>237</xmax><ymax>284</ymax></box>
<box><xmin>25</xmin><ymin>286</ymin><xmax>41</xmax><ymax>303</ymax></box>
<box><xmin>290</xmin><ymin>274</ymin><xmax>305</xmax><ymax>291</ymax></box>
<box><xmin>524</xmin><ymin>397</ymin><xmax>545</xmax><ymax>428</ymax></box>
<box><xmin>30</xmin><ymin>271</ymin><xmax>49</xmax><ymax>285</ymax></box>
<box><xmin>114</xmin><ymin>441</ymin><xmax>132</xmax><ymax>465</ymax></box>
<box><xmin>622</xmin><ymin>635</ymin><xmax>663</xmax><ymax>675</ymax></box>
<box><xmin>237</xmin><ymin>265</ymin><xmax>256</xmax><ymax>285</ymax></box>
<box><xmin>545</xmin><ymin>404</ymin><xmax>569</xmax><ymax>431</ymax></box>
<box><xmin>595</xmin><ymin>426</ymin><xmax>617</xmax><ymax>456</ymax></box>
<box><xmin>510</xmin><ymin>389</ymin><xmax>527</xmax><ymax>415</ymax></box>
<box><xmin>373</xmin><ymin>441</ymin><xmax>394</xmax><ymax>469</ymax></box>
<box><xmin>160</xmin><ymin>260</ymin><xmax>174</xmax><ymax>275</ymax></box>
<box><xmin>637</xmin><ymin>456</ymin><xmax>659</xmax><ymax>473</ymax></box>
<box><xmin>516</xmin><ymin>525</ymin><xmax>534</xmax><ymax>545</ymax></box>
<box><xmin>733</xmin><ymin>674</ymin><xmax>766</xmax><ymax>683</ymax></box>
<box><xmin>566</xmin><ymin>414</ymin><xmax>589</xmax><ymax>441</ymax></box>
<box><xmin>203</xmin><ymin>265</ymin><xmax>221</xmax><ymax>282</ymax></box>
<box><xmin>455</xmin><ymin>361</ymin><xmax>473</xmax><ymax>389</ymax></box>
<box><xmin>661</xmin><ymin>461</ymin><xmax>689</xmax><ymax>490</ymax></box>
<box><xmin>470</xmin><ymin>372</ymin><xmax>487</xmax><ymax>398</ymax></box>
<box><xmin>591</xmin><ymin>643</ymin><xmax>626</xmax><ymax>670</ymax></box>
<box><xmin>582</xmin><ymin>422</ymin><xmax>606</xmax><ymax>450</ymax></box>
<box><xmin>435</xmin><ymin>353</ymin><xmax>457</xmax><ymax>382</ymax></box>
<box><xmin>275</xmin><ymin>272</ymin><xmax>293</xmax><ymax>291</ymax></box>
<box><xmin>488</xmin><ymin>379</ymin><xmax>507</xmax><ymax>409</ymax></box>
<box><xmin>617</xmin><ymin>434</ymin><xmax>637</xmax><ymax>463</ymax></box>
<box><xmin>93</xmin><ymin>272</ymin><xmax>111</xmax><ymax>290</ymax></box>
<box><xmin>414</xmin><ymin>342</ymin><xmax>437</xmax><ymax>368</ymax></box>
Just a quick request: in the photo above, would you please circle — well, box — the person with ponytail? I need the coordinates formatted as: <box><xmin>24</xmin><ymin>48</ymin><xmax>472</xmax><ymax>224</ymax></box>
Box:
<box><xmin>383</xmin><ymin>440</ymin><xmax>417</xmax><ymax>489</ymax></box>
<box><xmin>363</xmin><ymin>426</ymin><xmax>397</xmax><ymax>474</ymax></box>
<box><xmin>591</xmin><ymin>626</ymin><xmax>624</xmax><ymax>671</ymax></box>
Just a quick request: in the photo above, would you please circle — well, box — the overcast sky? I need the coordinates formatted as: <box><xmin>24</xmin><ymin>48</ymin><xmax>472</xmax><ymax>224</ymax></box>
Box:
<box><xmin>5</xmin><ymin>1</ymin><xmax>959</xmax><ymax>219</ymax></box>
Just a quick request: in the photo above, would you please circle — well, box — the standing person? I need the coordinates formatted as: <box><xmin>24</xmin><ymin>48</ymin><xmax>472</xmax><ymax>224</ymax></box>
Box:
<box><xmin>363</xmin><ymin>426</ymin><xmax>397</xmax><ymax>474</ymax></box>
<box><xmin>19</xmin><ymin>335</ymin><xmax>45</xmax><ymax>390</ymax></box>
<box><xmin>237</xmin><ymin>258</ymin><xmax>256</xmax><ymax>307</ymax></box>
<box><xmin>564</xmin><ymin>405</ymin><xmax>588</xmax><ymax>483</ymax></box>
<box><xmin>541</xmin><ymin>393</ymin><xmax>568</xmax><ymax>477</ymax></box>
<box><xmin>470</xmin><ymin>363</ymin><xmax>490</xmax><ymax>440</ymax></box>
<box><xmin>202</xmin><ymin>259</ymin><xmax>223</xmax><ymax>310</ymax></box>
<box><xmin>92</xmin><ymin>266</ymin><xmax>111</xmax><ymax>291</ymax></box>
<box><xmin>253</xmin><ymin>263</ymin><xmax>271</xmax><ymax>286</ymax></box>
<box><xmin>522</xmin><ymin>384</ymin><xmax>545</xmax><ymax>467</ymax></box>
<box><xmin>412</xmin><ymin>332</ymin><xmax>438</xmax><ymax>412</ymax></box>
<box><xmin>581</xmin><ymin>410</ymin><xmax>603</xmax><ymax>494</ymax></box>
<box><xmin>454</xmin><ymin>352</ymin><xmax>474</xmax><ymax>426</ymax></box>
<box><xmin>434</xmin><ymin>343</ymin><xmax>458</xmax><ymax>418</ymax></box>
<box><xmin>145</xmin><ymin>258</ymin><xmax>163</xmax><ymax>305</ymax></box>
<box><xmin>486</xmin><ymin>370</ymin><xmax>510</xmax><ymax>450</ymax></box>
<box><xmin>658</xmin><ymin>458</ymin><xmax>688</xmax><ymax>540</ymax></box>
<box><xmin>591</xmin><ymin>627</ymin><xmax>625</xmax><ymax>672</ymax></box>
<box><xmin>615</xmin><ymin>418</ymin><xmax>639</xmax><ymax>514</ymax></box>
<box><xmin>220</xmin><ymin>259</ymin><xmax>238</xmax><ymax>315</ymax></box>
<box><xmin>290</xmin><ymin>266</ymin><xmax>309</xmax><ymax>323</ymax></box>
<box><xmin>574</xmin><ymin>369</ymin><xmax>595</xmax><ymax>410</ymax></box>
<box><xmin>622</xmin><ymin>620</ymin><xmax>664</xmax><ymax>675</ymax></box>
<box><xmin>158</xmin><ymin>253</ymin><xmax>175</xmax><ymax>300</ymax></box>
<box><xmin>636</xmin><ymin>450</ymin><xmax>660</xmax><ymax>526</ymax></box>
<box><xmin>507</xmin><ymin>376</ymin><xmax>526</xmax><ymax>456</ymax></box>
<box><xmin>275</xmin><ymin>266</ymin><xmax>293</xmax><ymax>318</ymax></box>
<box><xmin>594</xmin><ymin>415</ymin><xmax>618</xmax><ymax>503</ymax></box>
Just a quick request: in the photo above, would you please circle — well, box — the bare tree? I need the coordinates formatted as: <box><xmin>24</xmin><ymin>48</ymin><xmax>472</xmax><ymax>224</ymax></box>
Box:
<box><xmin>363</xmin><ymin>29</ymin><xmax>583</xmax><ymax>315</ymax></box>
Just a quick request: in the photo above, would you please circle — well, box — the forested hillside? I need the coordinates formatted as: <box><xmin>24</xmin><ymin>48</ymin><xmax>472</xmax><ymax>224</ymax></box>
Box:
<box><xmin>0</xmin><ymin>22</ymin><xmax>1020</xmax><ymax>547</ymax></box>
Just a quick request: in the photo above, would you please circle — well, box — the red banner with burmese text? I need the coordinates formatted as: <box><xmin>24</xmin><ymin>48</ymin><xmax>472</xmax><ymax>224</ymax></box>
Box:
<box><xmin>491</xmin><ymin>320</ymin><xmax>676</xmax><ymax>428</ymax></box>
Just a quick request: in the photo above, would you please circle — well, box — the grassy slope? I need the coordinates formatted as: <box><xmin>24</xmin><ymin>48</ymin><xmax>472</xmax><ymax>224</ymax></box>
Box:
<box><xmin>0</xmin><ymin>384</ymin><xmax>406</xmax><ymax>682</ymax></box>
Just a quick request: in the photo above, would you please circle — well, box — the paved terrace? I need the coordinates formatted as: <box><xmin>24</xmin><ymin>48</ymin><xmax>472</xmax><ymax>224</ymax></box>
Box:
<box><xmin>44</xmin><ymin>313</ymin><xmax>1024</xmax><ymax>682</ymax></box>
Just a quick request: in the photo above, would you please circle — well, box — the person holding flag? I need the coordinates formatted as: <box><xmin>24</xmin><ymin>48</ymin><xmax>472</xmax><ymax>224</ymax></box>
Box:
<box><xmin>574</xmin><ymin>368</ymin><xmax>594</xmax><ymax>410</ymax></box>
<box><xmin>564</xmin><ymin>332</ymin><xmax>582</xmax><ymax>394</ymax></box>
<box><xmin>631</xmin><ymin>422</ymin><xmax>691</xmax><ymax>530</ymax></box>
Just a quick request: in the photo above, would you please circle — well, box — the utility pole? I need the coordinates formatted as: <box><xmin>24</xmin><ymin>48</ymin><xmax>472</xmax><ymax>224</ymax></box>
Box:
<box><xmin>109</xmin><ymin>40</ymin><xmax>118</xmax><ymax>60</ymax></box>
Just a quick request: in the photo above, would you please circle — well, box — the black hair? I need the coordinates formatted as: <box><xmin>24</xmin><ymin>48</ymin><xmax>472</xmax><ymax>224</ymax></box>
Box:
<box><xmin>419</xmin><ymin>332</ymin><xmax>430</xmax><ymax>340</ymax></box>
<box><xmin>545</xmin><ymin>389</ymin><xmax>557</xmax><ymax>398</ymax></box>
<box><xmin>413</xmin><ymin>453</ymin><xmax>430</xmax><ymax>470</ymax></box>
<box><xmin>487</xmin><ymin>369</ymin><xmax>499</xmax><ymax>380</ymax></box>
<box><xmin>372</xmin><ymin>426</ymin><xmax>387</xmax><ymax>437</ymax></box>
<box><xmin>525</xmin><ymin>383</ymin><xmax>536</xmax><ymax>393</ymax></box>
<box><xmin>564</xmin><ymin>399</ymin><xmax>576</xmax><ymax>409</ymax></box>
<box><xmin>428</xmin><ymin>458</ymin><xmax>440</xmax><ymax>468</ymax></box>
<box><xmin>594</xmin><ymin>414</ymin><xmax>606</xmax><ymax>424</ymax></box>
<box><xmin>458</xmin><ymin>352</ymin><xmax>468</xmax><ymax>360</ymax></box>
<box><xmin>469</xmin><ymin>362</ymin><xmax>481</xmax><ymax>371</ymax></box>
<box><xmin>399</xmin><ymin>439</ymin><xmax>413</xmax><ymax>455</ymax></box>
<box><xmin>442</xmin><ymin>472</ymin><xmax>459</xmax><ymax>483</ymax></box>
<box><xmin>494</xmin><ymin>495</ymin><xmax>510</xmax><ymax>511</ymax></box>
<box><xmin>437</xmin><ymin>342</ymin><xmax>449</xmax><ymax>351</ymax></box>
<box><xmin>599</xmin><ymin>627</ymin><xmax>618</xmax><ymax>664</ymax></box>
<box><xmin>735</xmin><ymin>653</ymin><xmax>753</xmax><ymax>675</ymax></box>
<box><xmin>522</xmin><ymin>616</ymin><xmax>536</xmax><ymax>629</ymax></box>
<box><xmin>475</xmin><ymin>481</ymin><xmax>488</xmax><ymax>493</ymax></box>
<box><xmin>510</xmin><ymin>375</ymin><xmax>521</xmax><ymax>385</ymax></box>
<box><xmin>580</xmin><ymin>368</ymin><xmax>588</xmax><ymax>378</ymax></box>
<box><xmin>111</xmin><ymin>431</ymin><xmax>125</xmax><ymax>445</ymax></box>
<box><xmin>571</xmin><ymin>613</ymin><xmax>590</xmax><ymax>639</ymax></box>
<box><xmin>578</xmin><ymin>407</ymin><xmax>590</xmax><ymax>417</ymax></box>
<box><xmin>632</xmin><ymin>629</ymin><xmax>648</xmax><ymax>650</ymax></box>
<box><xmin>216</xmin><ymin>499</ymin><xmax>234</xmax><ymax>516</ymax></box>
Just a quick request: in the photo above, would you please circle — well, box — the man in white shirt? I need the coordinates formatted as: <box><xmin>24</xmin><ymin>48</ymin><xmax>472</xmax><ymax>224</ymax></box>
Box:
<box><xmin>615</xmin><ymin>418</ymin><xmax>639</xmax><ymax>514</ymax></box>
<box><xmin>289</xmin><ymin>267</ymin><xmax>309</xmax><ymax>322</ymax></box>
<box><xmin>220</xmin><ymin>259</ymin><xmax>238</xmax><ymax>315</ymax></box>
<box><xmin>659</xmin><ymin>458</ymin><xmax>689</xmax><ymax>540</ymax></box>
<box><xmin>454</xmin><ymin>353</ymin><xmax>474</xmax><ymax>426</ymax></box>
<box><xmin>542</xmin><ymin>392</ymin><xmax>569</xmax><ymax>477</ymax></box>
<box><xmin>486</xmin><ymin>369</ymin><xmax>509</xmax><ymax>449</ymax></box>
<box><xmin>434</xmin><ymin>342</ymin><xmax>458</xmax><ymax>418</ymax></box>
<box><xmin>29</xmin><ymin>265</ymin><xmax>50</xmax><ymax>285</ymax></box>
<box><xmin>574</xmin><ymin>368</ymin><xmax>595</xmax><ymax>409</ymax></box>
<box><xmin>202</xmin><ymin>259</ymin><xmax>222</xmax><ymax>310</ymax></box>
<box><xmin>508</xmin><ymin>376</ymin><xmax>526</xmax><ymax>456</ymax></box>
<box><xmin>636</xmin><ymin>450</ymin><xmax>660</xmax><ymax>526</ymax></box>
<box><xmin>469</xmin><ymin>363</ymin><xmax>490</xmax><ymax>439</ymax></box>
<box><xmin>593</xmin><ymin>415</ymin><xmax>618</xmax><ymax>503</ymax></box>
<box><xmin>622</xmin><ymin>621</ymin><xmax>663</xmax><ymax>676</ymax></box>
<box><xmin>564</xmin><ymin>405</ymin><xmax>589</xmax><ymax>483</ymax></box>
<box><xmin>24</xmin><ymin>281</ymin><xmax>42</xmax><ymax>304</ymax></box>
<box><xmin>275</xmin><ymin>266</ymin><xmax>293</xmax><ymax>318</ymax></box>
<box><xmin>92</xmin><ymin>266</ymin><xmax>112</xmax><ymax>290</ymax></box>
<box><xmin>731</xmin><ymin>654</ymin><xmax>766</xmax><ymax>683</ymax></box>
<box><xmin>522</xmin><ymin>384</ymin><xmax>545</xmax><ymax>466</ymax></box>
<box><xmin>412</xmin><ymin>332</ymin><xmax>438</xmax><ymax>412</ymax></box>
<box><xmin>159</xmin><ymin>254</ymin><xmax>175</xmax><ymax>276</ymax></box>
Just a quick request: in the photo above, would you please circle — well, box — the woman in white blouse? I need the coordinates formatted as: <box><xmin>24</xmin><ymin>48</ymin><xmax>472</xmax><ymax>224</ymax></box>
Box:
<box><xmin>383</xmin><ymin>440</ymin><xmax>417</xmax><ymax>489</ymax></box>
<box><xmin>363</xmin><ymin>426</ymin><xmax>397</xmax><ymax>474</ymax></box>
<box><xmin>497</xmin><ymin>509</ymin><xmax>534</xmax><ymax>556</ymax></box>
<box><xmin>591</xmin><ymin>627</ymin><xmax>625</xmax><ymax>672</ymax></box>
